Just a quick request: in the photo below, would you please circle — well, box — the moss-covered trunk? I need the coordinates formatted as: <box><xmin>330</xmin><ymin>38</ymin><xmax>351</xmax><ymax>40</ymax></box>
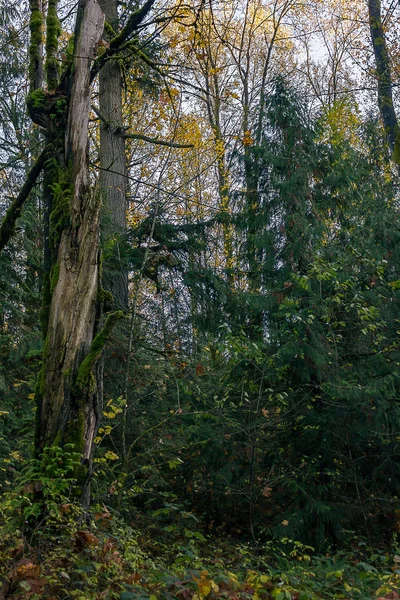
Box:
<box><xmin>31</xmin><ymin>0</ymin><xmax>107</xmax><ymax>484</ymax></box>
<box><xmin>0</xmin><ymin>0</ymin><xmax>157</xmax><ymax>499</ymax></box>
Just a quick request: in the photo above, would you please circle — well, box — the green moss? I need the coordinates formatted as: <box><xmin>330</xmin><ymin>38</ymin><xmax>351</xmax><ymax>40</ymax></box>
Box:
<box><xmin>27</xmin><ymin>89</ymin><xmax>46</xmax><ymax>110</ymax></box>
<box><xmin>104</xmin><ymin>21</ymin><xmax>116</xmax><ymax>38</ymax></box>
<box><xmin>26</xmin><ymin>88</ymin><xmax>48</xmax><ymax>127</ymax></box>
<box><xmin>98</xmin><ymin>287</ymin><xmax>114</xmax><ymax>307</ymax></box>
<box><xmin>50</xmin><ymin>263</ymin><xmax>60</xmax><ymax>293</ymax></box>
<box><xmin>28</xmin><ymin>7</ymin><xmax>43</xmax><ymax>90</ymax></box>
<box><xmin>74</xmin><ymin>311</ymin><xmax>123</xmax><ymax>394</ymax></box>
<box><xmin>66</xmin><ymin>409</ymin><xmax>85</xmax><ymax>455</ymax></box>
<box><xmin>66</xmin><ymin>34</ymin><xmax>75</xmax><ymax>59</ymax></box>
<box><xmin>40</xmin><ymin>271</ymin><xmax>51</xmax><ymax>338</ymax></box>
<box><xmin>48</xmin><ymin>160</ymin><xmax>73</xmax><ymax>258</ymax></box>
<box><xmin>30</xmin><ymin>10</ymin><xmax>43</xmax><ymax>33</ymax></box>
<box><xmin>45</xmin><ymin>0</ymin><xmax>61</xmax><ymax>90</ymax></box>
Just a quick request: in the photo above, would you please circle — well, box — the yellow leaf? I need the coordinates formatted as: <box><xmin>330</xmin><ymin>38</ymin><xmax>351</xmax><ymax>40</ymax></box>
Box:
<box><xmin>103</xmin><ymin>411</ymin><xmax>116</xmax><ymax>419</ymax></box>
<box><xmin>210</xmin><ymin>580</ymin><xmax>219</xmax><ymax>593</ymax></box>
<box><xmin>104</xmin><ymin>451</ymin><xmax>119</xmax><ymax>461</ymax></box>
<box><xmin>199</xmin><ymin>581</ymin><xmax>211</xmax><ymax>597</ymax></box>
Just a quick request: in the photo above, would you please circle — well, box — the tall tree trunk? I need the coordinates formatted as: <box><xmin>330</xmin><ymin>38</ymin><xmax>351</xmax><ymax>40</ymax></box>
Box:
<box><xmin>1</xmin><ymin>0</ymin><xmax>157</xmax><ymax>498</ymax></box>
<box><xmin>368</xmin><ymin>0</ymin><xmax>400</xmax><ymax>163</ymax></box>
<box><xmin>32</xmin><ymin>0</ymin><xmax>111</xmax><ymax>477</ymax></box>
<box><xmin>99</xmin><ymin>0</ymin><xmax>128</xmax><ymax>310</ymax></box>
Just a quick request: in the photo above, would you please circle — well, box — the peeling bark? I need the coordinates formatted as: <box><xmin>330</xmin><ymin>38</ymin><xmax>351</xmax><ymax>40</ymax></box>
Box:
<box><xmin>18</xmin><ymin>0</ymin><xmax>155</xmax><ymax>502</ymax></box>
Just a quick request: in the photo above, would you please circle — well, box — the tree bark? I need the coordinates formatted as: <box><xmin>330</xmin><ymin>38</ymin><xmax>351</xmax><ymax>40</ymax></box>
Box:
<box><xmin>2</xmin><ymin>0</ymin><xmax>156</xmax><ymax>501</ymax></box>
<box><xmin>99</xmin><ymin>0</ymin><xmax>128</xmax><ymax>310</ymax></box>
<box><xmin>368</xmin><ymin>0</ymin><xmax>399</xmax><ymax>161</ymax></box>
<box><xmin>34</xmin><ymin>0</ymin><xmax>107</xmax><ymax>473</ymax></box>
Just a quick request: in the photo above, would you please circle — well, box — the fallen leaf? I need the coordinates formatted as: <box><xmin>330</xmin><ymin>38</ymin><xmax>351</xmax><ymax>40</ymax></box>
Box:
<box><xmin>74</xmin><ymin>530</ymin><xmax>99</xmax><ymax>550</ymax></box>
<box><xmin>262</xmin><ymin>486</ymin><xmax>272</xmax><ymax>498</ymax></box>
<box><xmin>10</xmin><ymin>559</ymin><xmax>40</xmax><ymax>582</ymax></box>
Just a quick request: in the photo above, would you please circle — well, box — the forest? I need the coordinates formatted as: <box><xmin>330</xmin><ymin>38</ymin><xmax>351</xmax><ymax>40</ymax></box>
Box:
<box><xmin>2</xmin><ymin>0</ymin><xmax>400</xmax><ymax>597</ymax></box>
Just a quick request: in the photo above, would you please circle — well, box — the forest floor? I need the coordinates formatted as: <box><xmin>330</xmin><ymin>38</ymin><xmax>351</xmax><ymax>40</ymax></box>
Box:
<box><xmin>1</xmin><ymin>513</ymin><xmax>400</xmax><ymax>600</ymax></box>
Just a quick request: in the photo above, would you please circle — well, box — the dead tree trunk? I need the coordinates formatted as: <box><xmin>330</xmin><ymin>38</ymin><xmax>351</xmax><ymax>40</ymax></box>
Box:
<box><xmin>0</xmin><ymin>0</ymin><xmax>156</xmax><ymax>500</ymax></box>
<box><xmin>33</xmin><ymin>0</ymin><xmax>112</xmax><ymax>476</ymax></box>
<box><xmin>25</xmin><ymin>0</ymin><xmax>127</xmax><ymax>492</ymax></box>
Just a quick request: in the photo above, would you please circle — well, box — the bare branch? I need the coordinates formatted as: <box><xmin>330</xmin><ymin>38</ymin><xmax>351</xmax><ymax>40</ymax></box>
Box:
<box><xmin>124</xmin><ymin>132</ymin><xmax>194</xmax><ymax>149</ymax></box>
<box><xmin>91</xmin><ymin>105</ymin><xmax>194</xmax><ymax>148</ymax></box>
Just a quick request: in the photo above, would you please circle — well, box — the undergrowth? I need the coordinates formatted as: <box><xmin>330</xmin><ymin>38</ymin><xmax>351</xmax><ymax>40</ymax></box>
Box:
<box><xmin>1</xmin><ymin>506</ymin><xmax>400</xmax><ymax>599</ymax></box>
<box><xmin>1</xmin><ymin>447</ymin><xmax>399</xmax><ymax>599</ymax></box>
